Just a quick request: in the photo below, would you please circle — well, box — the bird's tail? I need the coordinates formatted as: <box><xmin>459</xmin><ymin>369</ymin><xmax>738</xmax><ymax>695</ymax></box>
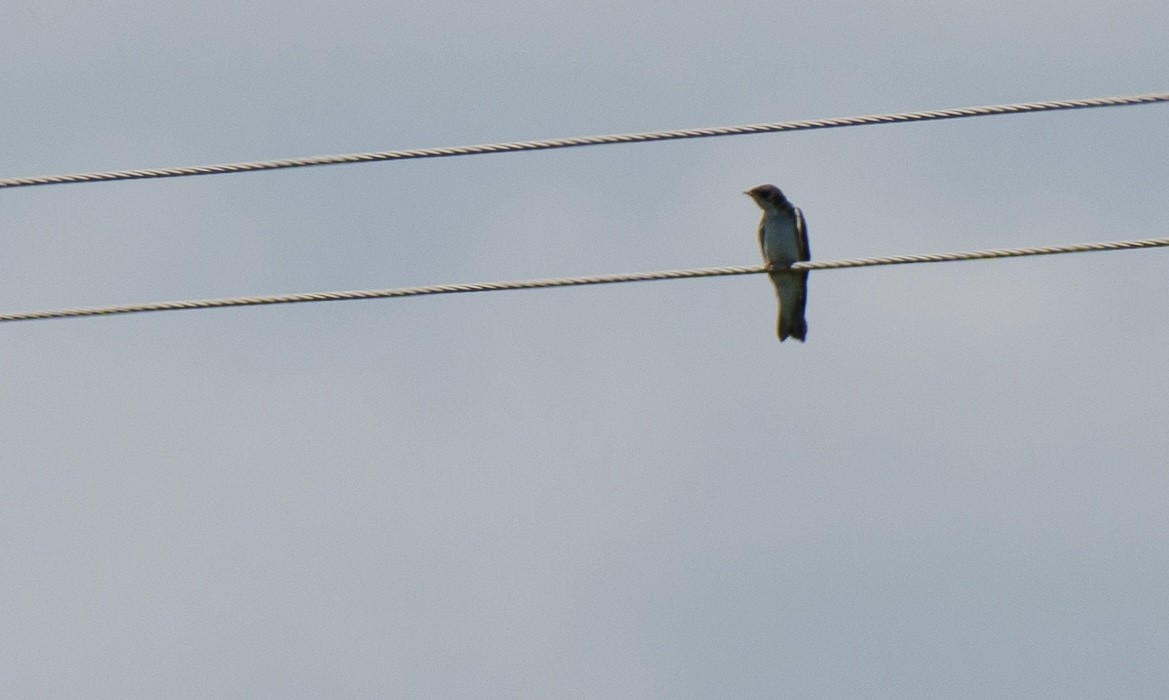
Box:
<box><xmin>770</xmin><ymin>269</ymin><xmax>808</xmax><ymax>343</ymax></box>
<box><xmin>778</xmin><ymin>314</ymin><xmax>807</xmax><ymax>342</ymax></box>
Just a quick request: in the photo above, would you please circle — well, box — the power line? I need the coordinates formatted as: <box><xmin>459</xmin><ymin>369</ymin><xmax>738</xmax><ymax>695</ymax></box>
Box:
<box><xmin>2</xmin><ymin>92</ymin><xmax>1166</xmax><ymax>190</ymax></box>
<box><xmin>2</xmin><ymin>236</ymin><xmax>1166</xmax><ymax>323</ymax></box>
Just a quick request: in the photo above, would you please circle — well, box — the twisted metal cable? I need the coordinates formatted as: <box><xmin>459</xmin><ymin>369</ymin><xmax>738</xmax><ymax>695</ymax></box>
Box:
<box><xmin>794</xmin><ymin>236</ymin><xmax>1169</xmax><ymax>270</ymax></box>
<box><xmin>2</xmin><ymin>236</ymin><xmax>1166</xmax><ymax>323</ymax></box>
<box><xmin>2</xmin><ymin>92</ymin><xmax>1167</xmax><ymax>190</ymax></box>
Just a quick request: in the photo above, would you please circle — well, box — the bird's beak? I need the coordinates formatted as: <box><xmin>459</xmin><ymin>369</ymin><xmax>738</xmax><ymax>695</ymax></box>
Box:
<box><xmin>742</xmin><ymin>190</ymin><xmax>752</xmax><ymax>197</ymax></box>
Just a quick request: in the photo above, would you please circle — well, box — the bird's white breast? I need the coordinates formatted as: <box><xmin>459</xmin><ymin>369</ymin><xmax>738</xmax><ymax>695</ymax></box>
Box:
<box><xmin>760</xmin><ymin>209</ymin><xmax>802</xmax><ymax>264</ymax></box>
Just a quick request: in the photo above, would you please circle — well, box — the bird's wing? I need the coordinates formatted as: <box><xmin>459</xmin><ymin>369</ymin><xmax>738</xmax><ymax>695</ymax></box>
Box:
<box><xmin>795</xmin><ymin>208</ymin><xmax>810</xmax><ymax>261</ymax></box>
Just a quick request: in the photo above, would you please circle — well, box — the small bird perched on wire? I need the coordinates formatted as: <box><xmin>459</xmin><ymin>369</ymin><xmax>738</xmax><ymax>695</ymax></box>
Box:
<box><xmin>745</xmin><ymin>184</ymin><xmax>810</xmax><ymax>342</ymax></box>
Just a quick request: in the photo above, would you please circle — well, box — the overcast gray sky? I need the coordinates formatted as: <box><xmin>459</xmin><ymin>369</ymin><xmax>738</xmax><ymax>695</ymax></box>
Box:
<box><xmin>3</xmin><ymin>2</ymin><xmax>1168</xmax><ymax>697</ymax></box>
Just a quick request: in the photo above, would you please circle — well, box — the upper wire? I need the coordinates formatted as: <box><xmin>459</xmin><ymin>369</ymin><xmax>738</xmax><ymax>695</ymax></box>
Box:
<box><xmin>1</xmin><ymin>92</ymin><xmax>1166</xmax><ymax>190</ymax></box>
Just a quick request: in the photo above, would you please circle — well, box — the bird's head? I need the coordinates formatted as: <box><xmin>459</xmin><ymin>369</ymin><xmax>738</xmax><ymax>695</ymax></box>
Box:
<box><xmin>744</xmin><ymin>184</ymin><xmax>789</xmax><ymax>210</ymax></box>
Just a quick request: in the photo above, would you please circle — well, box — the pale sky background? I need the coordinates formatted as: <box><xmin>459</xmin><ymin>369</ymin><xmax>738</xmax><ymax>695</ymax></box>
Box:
<box><xmin>2</xmin><ymin>2</ymin><xmax>1168</xmax><ymax>697</ymax></box>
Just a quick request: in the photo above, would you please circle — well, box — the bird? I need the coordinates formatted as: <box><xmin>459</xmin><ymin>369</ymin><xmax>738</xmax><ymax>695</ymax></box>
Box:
<box><xmin>744</xmin><ymin>184</ymin><xmax>810</xmax><ymax>342</ymax></box>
